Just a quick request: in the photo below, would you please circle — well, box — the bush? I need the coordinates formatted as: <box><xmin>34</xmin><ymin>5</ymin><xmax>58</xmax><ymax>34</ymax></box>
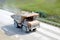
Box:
<box><xmin>35</xmin><ymin>11</ymin><xmax>47</xmax><ymax>18</ymax></box>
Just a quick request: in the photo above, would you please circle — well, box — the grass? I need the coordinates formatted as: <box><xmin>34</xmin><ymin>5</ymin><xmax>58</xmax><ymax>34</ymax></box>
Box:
<box><xmin>6</xmin><ymin>0</ymin><xmax>60</xmax><ymax>15</ymax></box>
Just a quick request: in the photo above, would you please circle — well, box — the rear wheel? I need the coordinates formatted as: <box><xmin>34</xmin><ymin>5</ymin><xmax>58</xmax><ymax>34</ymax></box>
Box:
<box><xmin>14</xmin><ymin>20</ymin><xmax>21</xmax><ymax>28</ymax></box>
<box><xmin>14</xmin><ymin>20</ymin><xmax>18</xmax><ymax>28</ymax></box>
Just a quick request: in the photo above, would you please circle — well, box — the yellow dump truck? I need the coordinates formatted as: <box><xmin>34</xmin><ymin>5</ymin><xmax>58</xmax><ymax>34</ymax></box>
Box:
<box><xmin>11</xmin><ymin>11</ymin><xmax>40</xmax><ymax>33</ymax></box>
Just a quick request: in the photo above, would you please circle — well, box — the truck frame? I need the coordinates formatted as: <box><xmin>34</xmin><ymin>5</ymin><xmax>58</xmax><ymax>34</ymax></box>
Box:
<box><xmin>11</xmin><ymin>11</ymin><xmax>40</xmax><ymax>33</ymax></box>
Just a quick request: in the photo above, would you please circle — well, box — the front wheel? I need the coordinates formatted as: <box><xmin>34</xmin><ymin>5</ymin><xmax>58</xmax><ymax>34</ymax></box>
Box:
<box><xmin>22</xmin><ymin>26</ymin><xmax>29</xmax><ymax>33</ymax></box>
<box><xmin>33</xmin><ymin>28</ymin><xmax>36</xmax><ymax>32</ymax></box>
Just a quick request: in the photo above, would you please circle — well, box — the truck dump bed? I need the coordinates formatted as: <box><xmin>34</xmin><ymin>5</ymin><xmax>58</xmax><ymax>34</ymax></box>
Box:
<box><xmin>11</xmin><ymin>15</ymin><xmax>22</xmax><ymax>23</ymax></box>
<box><xmin>11</xmin><ymin>12</ymin><xmax>39</xmax><ymax>23</ymax></box>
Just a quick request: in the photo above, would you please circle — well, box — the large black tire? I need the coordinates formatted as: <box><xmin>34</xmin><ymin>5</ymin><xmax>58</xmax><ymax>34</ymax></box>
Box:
<box><xmin>33</xmin><ymin>28</ymin><xmax>36</xmax><ymax>32</ymax></box>
<box><xmin>14</xmin><ymin>20</ymin><xmax>18</xmax><ymax>28</ymax></box>
<box><xmin>22</xmin><ymin>26</ymin><xmax>29</xmax><ymax>33</ymax></box>
<box><xmin>14</xmin><ymin>20</ymin><xmax>20</xmax><ymax>28</ymax></box>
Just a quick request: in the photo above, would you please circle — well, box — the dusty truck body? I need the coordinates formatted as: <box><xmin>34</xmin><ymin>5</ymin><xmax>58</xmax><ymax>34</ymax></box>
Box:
<box><xmin>11</xmin><ymin>11</ymin><xmax>40</xmax><ymax>33</ymax></box>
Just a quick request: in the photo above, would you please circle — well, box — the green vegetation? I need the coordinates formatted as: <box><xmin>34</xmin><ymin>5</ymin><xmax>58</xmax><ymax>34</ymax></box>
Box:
<box><xmin>6</xmin><ymin>0</ymin><xmax>60</xmax><ymax>15</ymax></box>
<box><xmin>2</xmin><ymin>0</ymin><xmax>60</xmax><ymax>26</ymax></box>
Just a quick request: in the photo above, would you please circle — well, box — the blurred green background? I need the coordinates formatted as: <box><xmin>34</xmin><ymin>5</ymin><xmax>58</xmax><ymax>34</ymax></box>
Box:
<box><xmin>0</xmin><ymin>0</ymin><xmax>60</xmax><ymax>24</ymax></box>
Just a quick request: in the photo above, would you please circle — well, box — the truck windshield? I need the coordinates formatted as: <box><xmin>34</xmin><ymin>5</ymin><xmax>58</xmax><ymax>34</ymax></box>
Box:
<box><xmin>26</xmin><ymin>17</ymin><xmax>33</xmax><ymax>21</ymax></box>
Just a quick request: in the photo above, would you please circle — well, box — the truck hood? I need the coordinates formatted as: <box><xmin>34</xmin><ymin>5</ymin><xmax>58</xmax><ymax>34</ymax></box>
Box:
<box><xmin>28</xmin><ymin>20</ymin><xmax>40</xmax><ymax>26</ymax></box>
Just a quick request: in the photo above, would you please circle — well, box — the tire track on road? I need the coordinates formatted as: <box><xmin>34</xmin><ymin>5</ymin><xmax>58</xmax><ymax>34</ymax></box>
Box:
<box><xmin>36</xmin><ymin>28</ymin><xmax>60</xmax><ymax>40</ymax></box>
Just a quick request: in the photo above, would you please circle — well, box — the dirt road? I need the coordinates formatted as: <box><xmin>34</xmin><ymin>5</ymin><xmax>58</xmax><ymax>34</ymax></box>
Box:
<box><xmin>0</xmin><ymin>9</ymin><xmax>60</xmax><ymax>40</ymax></box>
